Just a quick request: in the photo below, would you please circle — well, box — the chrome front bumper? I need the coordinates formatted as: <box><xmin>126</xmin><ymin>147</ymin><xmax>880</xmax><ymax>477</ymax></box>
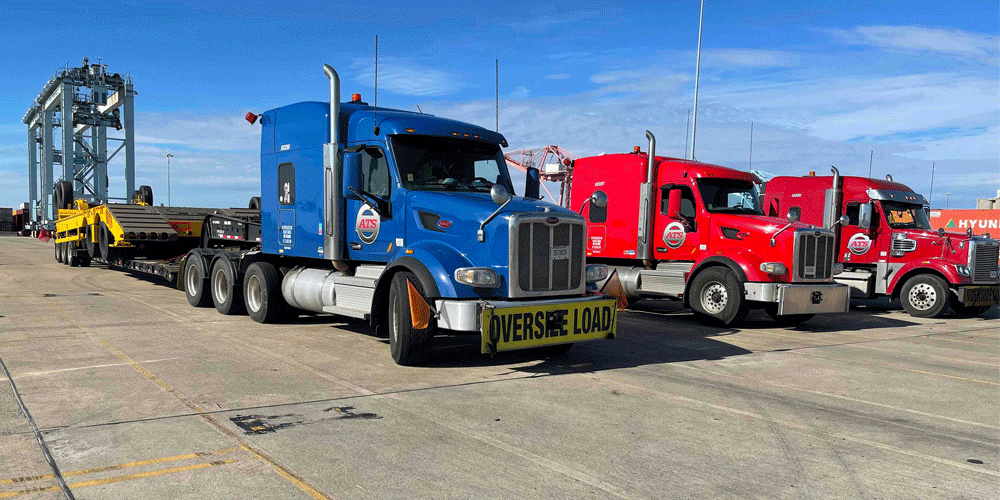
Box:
<box><xmin>744</xmin><ymin>282</ymin><xmax>851</xmax><ymax>315</ymax></box>
<box><xmin>435</xmin><ymin>294</ymin><xmax>613</xmax><ymax>332</ymax></box>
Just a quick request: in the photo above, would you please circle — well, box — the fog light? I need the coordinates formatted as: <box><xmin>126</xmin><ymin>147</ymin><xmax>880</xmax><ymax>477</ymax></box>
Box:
<box><xmin>454</xmin><ymin>268</ymin><xmax>499</xmax><ymax>287</ymax></box>
<box><xmin>955</xmin><ymin>265</ymin><xmax>970</xmax><ymax>277</ymax></box>
<box><xmin>759</xmin><ymin>262</ymin><xmax>787</xmax><ymax>275</ymax></box>
<box><xmin>586</xmin><ymin>264</ymin><xmax>609</xmax><ymax>283</ymax></box>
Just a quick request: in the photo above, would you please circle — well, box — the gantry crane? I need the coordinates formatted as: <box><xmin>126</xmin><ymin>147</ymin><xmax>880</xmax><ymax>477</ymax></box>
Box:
<box><xmin>503</xmin><ymin>145</ymin><xmax>577</xmax><ymax>208</ymax></box>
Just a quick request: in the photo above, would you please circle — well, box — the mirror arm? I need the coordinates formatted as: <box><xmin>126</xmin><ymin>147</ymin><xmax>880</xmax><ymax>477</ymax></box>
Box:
<box><xmin>348</xmin><ymin>186</ymin><xmax>389</xmax><ymax>218</ymax></box>
<box><xmin>478</xmin><ymin>198</ymin><xmax>513</xmax><ymax>242</ymax></box>
<box><xmin>770</xmin><ymin>223</ymin><xmax>794</xmax><ymax>247</ymax></box>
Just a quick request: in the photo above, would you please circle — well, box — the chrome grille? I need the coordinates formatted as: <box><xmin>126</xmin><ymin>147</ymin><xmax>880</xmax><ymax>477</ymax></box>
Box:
<box><xmin>511</xmin><ymin>215</ymin><xmax>585</xmax><ymax>297</ymax></box>
<box><xmin>970</xmin><ymin>240</ymin><xmax>999</xmax><ymax>282</ymax></box>
<box><xmin>794</xmin><ymin>229</ymin><xmax>835</xmax><ymax>281</ymax></box>
<box><xmin>891</xmin><ymin>238</ymin><xmax>917</xmax><ymax>252</ymax></box>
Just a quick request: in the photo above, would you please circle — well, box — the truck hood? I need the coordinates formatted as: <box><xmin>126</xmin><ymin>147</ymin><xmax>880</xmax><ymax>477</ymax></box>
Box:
<box><xmin>407</xmin><ymin>191</ymin><xmax>579</xmax><ymax>222</ymax></box>
<box><xmin>709</xmin><ymin>213</ymin><xmax>813</xmax><ymax>233</ymax></box>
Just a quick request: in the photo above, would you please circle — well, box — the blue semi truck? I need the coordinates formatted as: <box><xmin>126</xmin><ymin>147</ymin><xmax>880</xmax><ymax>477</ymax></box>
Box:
<box><xmin>178</xmin><ymin>64</ymin><xmax>617</xmax><ymax>365</ymax></box>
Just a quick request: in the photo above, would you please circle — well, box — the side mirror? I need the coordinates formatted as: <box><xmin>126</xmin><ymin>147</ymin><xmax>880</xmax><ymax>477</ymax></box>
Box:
<box><xmin>937</xmin><ymin>227</ymin><xmax>945</xmax><ymax>237</ymax></box>
<box><xmin>858</xmin><ymin>202</ymin><xmax>872</xmax><ymax>229</ymax></box>
<box><xmin>342</xmin><ymin>152</ymin><xmax>362</xmax><ymax>200</ymax></box>
<box><xmin>524</xmin><ymin>167</ymin><xmax>540</xmax><ymax>200</ymax></box>
<box><xmin>591</xmin><ymin>190</ymin><xmax>608</xmax><ymax>209</ymax></box>
<box><xmin>838</xmin><ymin>214</ymin><xmax>849</xmax><ymax>227</ymax></box>
<box><xmin>490</xmin><ymin>184</ymin><xmax>512</xmax><ymax>205</ymax></box>
<box><xmin>667</xmin><ymin>189</ymin><xmax>683</xmax><ymax>220</ymax></box>
<box><xmin>786</xmin><ymin>207</ymin><xmax>801</xmax><ymax>224</ymax></box>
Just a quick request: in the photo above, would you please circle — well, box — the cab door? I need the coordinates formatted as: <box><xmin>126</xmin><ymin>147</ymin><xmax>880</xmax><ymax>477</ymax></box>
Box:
<box><xmin>839</xmin><ymin>201</ymin><xmax>881</xmax><ymax>265</ymax></box>
<box><xmin>653</xmin><ymin>184</ymin><xmax>702</xmax><ymax>260</ymax></box>
<box><xmin>344</xmin><ymin>145</ymin><xmax>398</xmax><ymax>263</ymax></box>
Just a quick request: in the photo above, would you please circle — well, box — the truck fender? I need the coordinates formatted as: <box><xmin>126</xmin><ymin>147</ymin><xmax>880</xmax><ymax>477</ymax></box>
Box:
<box><xmin>886</xmin><ymin>260</ymin><xmax>961</xmax><ymax>297</ymax></box>
<box><xmin>683</xmin><ymin>256</ymin><xmax>749</xmax><ymax>307</ymax></box>
<box><xmin>371</xmin><ymin>255</ymin><xmax>445</xmax><ymax>331</ymax></box>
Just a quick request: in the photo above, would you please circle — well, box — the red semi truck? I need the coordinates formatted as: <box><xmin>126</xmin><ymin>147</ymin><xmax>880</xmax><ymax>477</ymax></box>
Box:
<box><xmin>569</xmin><ymin>131</ymin><xmax>850</xmax><ymax>326</ymax></box>
<box><xmin>762</xmin><ymin>170</ymin><xmax>1000</xmax><ymax>318</ymax></box>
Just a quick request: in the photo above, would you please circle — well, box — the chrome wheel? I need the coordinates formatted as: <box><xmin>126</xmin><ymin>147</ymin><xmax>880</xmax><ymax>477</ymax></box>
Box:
<box><xmin>701</xmin><ymin>281</ymin><xmax>728</xmax><ymax>314</ymax></box>
<box><xmin>246</xmin><ymin>274</ymin><xmax>262</xmax><ymax>313</ymax></box>
<box><xmin>907</xmin><ymin>283</ymin><xmax>937</xmax><ymax>311</ymax></box>
<box><xmin>213</xmin><ymin>268</ymin><xmax>229</xmax><ymax>304</ymax></box>
<box><xmin>186</xmin><ymin>264</ymin><xmax>200</xmax><ymax>296</ymax></box>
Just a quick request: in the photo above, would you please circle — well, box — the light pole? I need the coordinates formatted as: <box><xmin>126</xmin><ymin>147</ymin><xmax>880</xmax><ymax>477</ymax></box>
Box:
<box><xmin>946</xmin><ymin>192</ymin><xmax>950</xmax><ymax>210</ymax></box>
<box><xmin>689</xmin><ymin>0</ymin><xmax>705</xmax><ymax>161</ymax></box>
<box><xmin>164</xmin><ymin>153</ymin><xmax>173</xmax><ymax>206</ymax></box>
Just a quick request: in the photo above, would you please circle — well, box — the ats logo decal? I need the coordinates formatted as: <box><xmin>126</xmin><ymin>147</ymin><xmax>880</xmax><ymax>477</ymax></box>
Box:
<box><xmin>847</xmin><ymin>233</ymin><xmax>872</xmax><ymax>255</ymax></box>
<box><xmin>355</xmin><ymin>205</ymin><xmax>381</xmax><ymax>244</ymax></box>
<box><xmin>662</xmin><ymin>221</ymin><xmax>686</xmax><ymax>249</ymax></box>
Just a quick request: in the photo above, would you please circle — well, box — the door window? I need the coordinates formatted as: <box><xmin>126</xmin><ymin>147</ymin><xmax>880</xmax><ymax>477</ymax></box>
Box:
<box><xmin>361</xmin><ymin>147</ymin><xmax>390</xmax><ymax>198</ymax></box>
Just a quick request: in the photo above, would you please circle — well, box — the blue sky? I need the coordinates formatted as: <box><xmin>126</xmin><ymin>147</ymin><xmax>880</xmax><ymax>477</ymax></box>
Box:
<box><xmin>1</xmin><ymin>0</ymin><xmax>997</xmax><ymax>209</ymax></box>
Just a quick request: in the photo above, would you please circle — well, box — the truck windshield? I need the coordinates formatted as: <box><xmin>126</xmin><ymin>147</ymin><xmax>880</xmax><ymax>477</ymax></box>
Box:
<box><xmin>881</xmin><ymin>201</ymin><xmax>932</xmax><ymax>229</ymax></box>
<box><xmin>697</xmin><ymin>179</ymin><xmax>763</xmax><ymax>215</ymax></box>
<box><xmin>391</xmin><ymin>135</ymin><xmax>513</xmax><ymax>193</ymax></box>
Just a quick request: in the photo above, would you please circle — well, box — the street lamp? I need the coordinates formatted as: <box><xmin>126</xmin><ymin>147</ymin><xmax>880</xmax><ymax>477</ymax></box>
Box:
<box><xmin>946</xmin><ymin>192</ymin><xmax>950</xmax><ymax>210</ymax></box>
<box><xmin>164</xmin><ymin>153</ymin><xmax>173</xmax><ymax>206</ymax></box>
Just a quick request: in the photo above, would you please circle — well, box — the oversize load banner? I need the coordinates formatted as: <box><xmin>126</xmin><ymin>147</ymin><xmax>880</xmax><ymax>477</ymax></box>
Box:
<box><xmin>929</xmin><ymin>209</ymin><xmax>1000</xmax><ymax>237</ymax></box>
<box><xmin>481</xmin><ymin>299</ymin><xmax>617</xmax><ymax>353</ymax></box>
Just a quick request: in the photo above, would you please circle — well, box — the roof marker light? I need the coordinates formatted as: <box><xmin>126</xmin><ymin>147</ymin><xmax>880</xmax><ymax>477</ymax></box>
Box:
<box><xmin>405</xmin><ymin>128</ymin><xmax>415</xmax><ymax>133</ymax></box>
<box><xmin>352</xmin><ymin>93</ymin><xmax>362</xmax><ymax>102</ymax></box>
<box><xmin>451</xmin><ymin>131</ymin><xmax>459</xmax><ymax>136</ymax></box>
<box><xmin>633</xmin><ymin>146</ymin><xmax>640</xmax><ymax>153</ymax></box>
<box><xmin>244</xmin><ymin>112</ymin><xmax>258</xmax><ymax>124</ymax></box>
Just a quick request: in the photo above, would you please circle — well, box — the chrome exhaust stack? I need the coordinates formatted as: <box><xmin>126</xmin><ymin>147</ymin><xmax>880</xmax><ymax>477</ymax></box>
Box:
<box><xmin>823</xmin><ymin>166</ymin><xmax>843</xmax><ymax>230</ymax></box>
<box><xmin>322</xmin><ymin>64</ymin><xmax>348</xmax><ymax>271</ymax></box>
<box><xmin>638</xmin><ymin>130</ymin><xmax>657</xmax><ymax>269</ymax></box>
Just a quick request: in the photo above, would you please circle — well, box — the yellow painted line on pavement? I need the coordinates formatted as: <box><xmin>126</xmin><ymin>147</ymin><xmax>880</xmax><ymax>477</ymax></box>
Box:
<box><xmin>0</xmin><ymin>459</ymin><xmax>243</xmax><ymax>498</ymax></box>
<box><xmin>0</xmin><ymin>447</ymin><xmax>240</xmax><ymax>485</ymax></box>
<box><xmin>903</xmin><ymin>368</ymin><xmax>1000</xmax><ymax>386</ymax></box>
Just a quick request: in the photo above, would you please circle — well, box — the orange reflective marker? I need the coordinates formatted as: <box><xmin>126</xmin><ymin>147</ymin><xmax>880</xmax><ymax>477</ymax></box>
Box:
<box><xmin>407</xmin><ymin>279</ymin><xmax>431</xmax><ymax>329</ymax></box>
<box><xmin>600</xmin><ymin>270</ymin><xmax>629</xmax><ymax>311</ymax></box>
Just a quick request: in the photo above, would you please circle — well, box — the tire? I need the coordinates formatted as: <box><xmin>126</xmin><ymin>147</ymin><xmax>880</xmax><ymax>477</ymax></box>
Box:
<box><xmin>55</xmin><ymin>180</ymin><xmax>73</xmax><ymax>210</ymax></box>
<box><xmin>68</xmin><ymin>243</ymin><xmax>79</xmax><ymax>267</ymax></box>
<box><xmin>85</xmin><ymin>225</ymin><xmax>100</xmax><ymax>260</ymax></box>
<box><xmin>900</xmin><ymin>274</ymin><xmax>950</xmax><ymax>318</ymax></box>
<box><xmin>244</xmin><ymin>262</ymin><xmax>287</xmax><ymax>323</ymax></box>
<box><xmin>689</xmin><ymin>267</ymin><xmax>749</xmax><ymax>326</ymax></box>
<box><xmin>388</xmin><ymin>271</ymin><xmax>435</xmax><ymax>365</ymax></box>
<box><xmin>211</xmin><ymin>257</ymin><xmax>245</xmax><ymax>315</ymax></box>
<box><xmin>138</xmin><ymin>185</ymin><xmax>154</xmax><ymax>206</ymax></box>
<box><xmin>60</xmin><ymin>243</ymin><xmax>70</xmax><ymax>265</ymax></box>
<box><xmin>99</xmin><ymin>223</ymin><xmax>119</xmax><ymax>263</ymax></box>
<box><xmin>763</xmin><ymin>305</ymin><xmax>815</xmax><ymax>326</ymax></box>
<box><xmin>54</xmin><ymin>241</ymin><xmax>61</xmax><ymax>263</ymax></box>
<box><xmin>951</xmin><ymin>302</ymin><xmax>991</xmax><ymax>317</ymax></box>
<box><xmin>248</xmin><ymin>197</ymin><xmax>261</xmax><ymax>210</ymax></box>
<box><xmin>184</xmin><ymin>251</ymin><xmax>213</xmax><ymax>307</ymax></box>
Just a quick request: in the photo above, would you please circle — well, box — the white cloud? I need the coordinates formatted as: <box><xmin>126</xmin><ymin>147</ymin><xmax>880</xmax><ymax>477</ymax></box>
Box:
<box><xmin>589</xmin><ymin>70</ymin><xmax>641</xmax><ymax>84</ymax></box>
<box><xmin>545</xmin><ymin>73</ymin><xmax>571</xmax><ymax>80</ymax></box>
<box><xmin>704</xmin><ymin>49</ymin><xmax>801</xmax><ymax>68</ymax></box>
<box><xmin>833</xmin><ymin>25</ymin><xmax>999</xmax><ymax>63</ymax></box>
<box><xmin>354</xmin><ymin>58</ymin><xmax>462</xmax><ymax>97</ymax></box>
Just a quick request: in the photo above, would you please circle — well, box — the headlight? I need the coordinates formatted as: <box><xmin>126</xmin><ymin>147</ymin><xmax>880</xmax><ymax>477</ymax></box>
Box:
<box><xmin>759</xmin><ymin>262</ymin><xmax>787</xmax><ymax>275</ymax></box>
<box><xmin>833</xmin><ymin>263</ymin><xmax>844</xmax><ymax>275</ymax></box>
<box><xmin>955</xmin><ymin>265</ymin><xmax>970</xmax><ymax>277</ymax></box>
<box><xmin>586</xmin><ymin>264</ymin><xmax>609</xmax><ymax>283</ymax></box>
<box><xmin>454</xmin><ymin>268</ymin><xmax>499</xmax><ymax>288</ymax></box>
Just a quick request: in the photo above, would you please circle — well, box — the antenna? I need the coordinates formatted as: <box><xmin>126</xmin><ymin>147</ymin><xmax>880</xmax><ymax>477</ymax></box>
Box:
<box><xmin>748</xmin><ymin>121</ymin><xmax>753</xmax><ymax>170</ymax></box>
<box><xmin>373</xmin><ymin>34</ymin><xmax>379</xmax><ymax>135</ymax></box>
<box><xmin>495</xmin><ymin>58</ymin><xmax>499</xmax><ymax>133</ymax></box>
<box><xmin>416</xmin><ymin>104</ymin><xmax>422</xmax><ymax>113</ymax></box>
<box><xmin>689</xmin><ymin>0</ymin><xmax>705</xmax><ymax>161</ymax></box>
<box><xmin>929</xmin><ymin>161</ymin><xmax>935</xmax><ymax>207</ymax></box>
<box><xmin>867</xmin><ymin>150</ymin><xmax>873</xmax><ymax>178</ymax></box>
<box><xmin>684</xmin><ymin>109</ymin><xmax>690</xmax><ymax>158</ymax></box>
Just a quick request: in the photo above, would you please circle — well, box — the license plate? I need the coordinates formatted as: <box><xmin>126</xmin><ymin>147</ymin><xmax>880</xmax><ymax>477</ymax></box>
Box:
<box><xmin>551</xmin><ymin>246</ymin><xmax>569</xmax><ymax>260</ymax></box>
<box><xmin>481</xmin><ymin>298</ymin><xmax>617</xmax><ymax>353</ymax></box>
<box><xmin>964</xmin><ymin>285</ymin><xmax>1000</xmax><ymax>306</ymax></box>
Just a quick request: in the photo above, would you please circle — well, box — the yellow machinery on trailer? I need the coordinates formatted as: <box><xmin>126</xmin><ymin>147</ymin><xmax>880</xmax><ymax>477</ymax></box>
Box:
<box><xmin>51</xmin><ymin>181</ymin><xmax>260</xmax><ymax>284</ymax></box>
